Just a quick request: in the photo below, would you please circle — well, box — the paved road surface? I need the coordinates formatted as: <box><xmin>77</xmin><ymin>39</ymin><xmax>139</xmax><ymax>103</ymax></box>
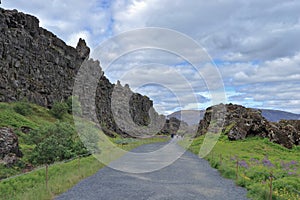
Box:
<box><xmin>56</xmin><ymin>141</ymin><xmax>249</xmax><ymax>200</ymax></box>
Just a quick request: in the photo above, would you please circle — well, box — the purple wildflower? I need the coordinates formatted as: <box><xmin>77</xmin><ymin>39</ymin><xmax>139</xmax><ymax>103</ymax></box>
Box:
<box><xmin>289</xmin><ymin>160</ymin><xmax>297</xmax><ymax>165</ymax></box>
<box><xmin>262</xmin><ymin>157</ymin><xmax>274</xmax><ymax>167</ymax></box>
<box><xmin>281</xmin><ymin>161</ymin><xmax>289</xmax><ymax>170</ymax></box>
<box><xmin>281</xmin><ymin>160</ymin><xmax>298</xmax><ymax>170</ymax></box>
<box><xmin>238</xmin><ymin>160</ymin><xmax>249</xmax><ymax>169</ymax></box>
<box><xmin>288</xmin><ymin>171</ymin><xmax>296</xmax><ymax>175</ymax></box>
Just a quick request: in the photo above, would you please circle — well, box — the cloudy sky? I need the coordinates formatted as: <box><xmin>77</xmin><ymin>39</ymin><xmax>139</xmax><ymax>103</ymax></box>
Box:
<box><xmin>2</xmin><ymin>0</ymin><xmax>300</xmax><ymax>114</ymax></box>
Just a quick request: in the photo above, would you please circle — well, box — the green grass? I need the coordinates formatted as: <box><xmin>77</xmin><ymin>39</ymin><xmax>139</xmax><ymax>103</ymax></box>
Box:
<box><xmin>111</xmin><ymin>136</ymin><xmax>169</xmax><ymax>151</ymax></box>
<box><xmin>182</xmin><ymin>135</ymin><xmax>300</xmax><ymax>200</ymax></box>
<box><xmin>0</xmin><ymin>156</ymin><xmax>103</xmax><ymax>200</ymax></box>
<box><xmin>0</xmin><ymin>102</ymin><xmax>56</xmax><ymax>129</ymax></box>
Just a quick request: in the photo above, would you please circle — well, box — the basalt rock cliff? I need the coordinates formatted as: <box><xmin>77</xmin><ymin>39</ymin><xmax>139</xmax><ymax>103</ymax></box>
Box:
<box><xmin>197</xmin><ymin>103</ymin><xmax>300</xmax><ymax>148</ymax></box>
<box><xmin>0</xmin><ymin>8</ymin><xmax>162</xmax><ymax>137</ymax></box>
<box><xmin>0</xmin><ymin>8</ymin><xmax>86</xmax><ymax>106</ymax></box>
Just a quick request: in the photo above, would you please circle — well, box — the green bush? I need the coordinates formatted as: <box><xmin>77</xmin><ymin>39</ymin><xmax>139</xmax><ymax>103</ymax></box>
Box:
<box><xmin>50</xmin><ymin>101</ymin><xmax>68</xmax><ymax>119</ymax></box>
<box><xmin>13</xmin><ymin>101</ymin><xmax>32</xmax><ymax>116</ymax></box>
<box><xmin>29</xmin><ymin>122</ymin><xmax>88</xmax><ymax>165</ymax></box>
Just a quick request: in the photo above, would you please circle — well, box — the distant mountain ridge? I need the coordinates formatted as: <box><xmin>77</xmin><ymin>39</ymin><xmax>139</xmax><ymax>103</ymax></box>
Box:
<box><xmin>168</xmin><ymin>108</ymin><xmax>300</xmax><ymax>125</ymax></box>
<box><xmin>259</xmin><ymin>109</ymin><xmax>300</xmax><ymax>122</ymax></box>
<box><xmin>167</xmin><ymin>110</ymin><xmax>205</xmax><ymax>125</ymax></box>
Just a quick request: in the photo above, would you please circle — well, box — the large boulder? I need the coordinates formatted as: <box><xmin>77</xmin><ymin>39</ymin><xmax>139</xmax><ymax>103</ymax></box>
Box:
<box><xmin>0</xmin><ymin>127</ymin><xmax>22</xmax><ymax>166</ymax></box>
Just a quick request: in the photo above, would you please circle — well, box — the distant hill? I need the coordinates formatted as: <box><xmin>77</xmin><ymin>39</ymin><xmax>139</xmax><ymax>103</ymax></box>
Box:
<box><xmin>168</xmin><ymin>108</ymin><xmax>300</xmax><ymax>125</ymax></box>
<box><xmin>167</xmin><ymin>110</ymin><xmax>205</xmax><ymax>125</ymax></box>
<box><xmin>259</xmin><ymin>109</ymin><xmax>300</xmax><ymax>122</ymax></box>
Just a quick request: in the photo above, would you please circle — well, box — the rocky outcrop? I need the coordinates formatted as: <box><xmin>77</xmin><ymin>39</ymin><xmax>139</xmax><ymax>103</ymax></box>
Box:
<box><xmin>0</xmin><ymin>128</ymin><xmax>22</xmax><ymax>166</ymax></box>
<box><xmin>197</xmin><ymin>103</ymin><xmax>300</xmax><ymax>148</ymax></box>
<box><xmin>0</xmin><ymin>8</ymin><xmax>159</xmax><ymax>137</ymax></box>
<box><xmin>97</xmin><ymin>81</ymin><xmax>165</xmax><ymax>137</ymax></box>
<box><xmin>268</xmin><ymin>120</ymin><xmax>300</xmax><ymax>148</ymax></box>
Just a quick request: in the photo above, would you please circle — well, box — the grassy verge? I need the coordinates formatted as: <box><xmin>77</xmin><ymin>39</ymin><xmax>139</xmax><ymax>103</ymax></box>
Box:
<box><xmin>0</xmin><ymin>156</ymin><xmax>102</xmax><ymax>200</ymax></box>
<box><xmin>111</xmin><ymin>136</ymin><xmax>170</xmax><ymax>151</ymax></box>
<box><xmin>0</xmin><ymin>136</ymin><xmax>169</xmax><ymax>200</ymax></box>
<box><xmin>180</xmin><ymin>135</ymin><xmax>300</xmax><ymax>200</ymax></box>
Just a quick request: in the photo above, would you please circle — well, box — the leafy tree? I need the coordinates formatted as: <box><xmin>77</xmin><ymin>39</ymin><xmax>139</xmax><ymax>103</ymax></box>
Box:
<box><xmin>28</xmin><ymin>122</ymin><xmax>89</xmax><ymax>189</ymax></box>
<box><xmin>29</xmin><ymin>122</ymin><xmax>88</xmax><ymax>165</ymax></box>
<box><xmin>30</xmin><ymin>136</ymin><xmax>67</xmax><ymax>165</ymax></box>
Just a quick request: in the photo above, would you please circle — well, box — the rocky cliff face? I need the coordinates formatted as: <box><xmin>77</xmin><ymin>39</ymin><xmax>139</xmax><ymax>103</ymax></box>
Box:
<box><xmin>197</xmin><ymin>103</ymin><xmax>300</xmax><ymax>148</ymax></box>
<box><xmin>0</xmin><ymin>8</ymin><xmax>159</xmax><ymax>137</ymax></box>
<box><xmin>0</xmin><ymin>8</ymin><xmax>87</xmax><ymax>107</ymax></box>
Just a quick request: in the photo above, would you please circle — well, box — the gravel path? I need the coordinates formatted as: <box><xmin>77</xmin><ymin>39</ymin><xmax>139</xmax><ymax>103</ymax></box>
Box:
<box><xmin>56</xmin><ymin>141</ymin><xmax>249</xmax><ymax>200</ymax></box>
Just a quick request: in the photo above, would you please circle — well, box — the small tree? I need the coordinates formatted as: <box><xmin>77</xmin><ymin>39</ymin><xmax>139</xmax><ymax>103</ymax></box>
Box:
<box><xmin>29</xmin><ymin>122</ymin><xmax>87</xmax><ymax>188</ymax></box>
<box><xmin>30</xmin><ymin>136</ymin><xmax>67</xmax><ymax>189</ymax></box>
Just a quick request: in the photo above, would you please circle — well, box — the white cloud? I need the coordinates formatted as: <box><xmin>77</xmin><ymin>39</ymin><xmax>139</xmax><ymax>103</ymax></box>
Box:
<box><xmin>3</xmin><ymin>0</ymin><xmax>112</xmax><ymax>47</ymax></box>
<box><xmin>2</xmin><ymin>0</ymin><xmax>300</xmax><ymax>114</ymax></box>
<box><xmin>111</xmin><ymin>0</ymin><xmax>300</xmax><ymax>61</ymax></box>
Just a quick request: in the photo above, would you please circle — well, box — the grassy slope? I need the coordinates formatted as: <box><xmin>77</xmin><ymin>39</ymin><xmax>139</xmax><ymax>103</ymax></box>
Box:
<box><xmin>0</xmin><ymin>102</ymin><xmax>169</xmax><ymax>200</ymax></box>
<box><xmin>183</xmin><ymin>134</ymin><xmax>300</xmax><ymax>200</ymax></box>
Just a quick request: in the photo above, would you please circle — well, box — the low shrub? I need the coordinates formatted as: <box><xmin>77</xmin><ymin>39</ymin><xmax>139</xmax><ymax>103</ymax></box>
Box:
<box><xmin>13</xmin><ymin>101</ymin><xmax>32</xmax><ymax>116</ymax></box>
<box><xmin>50</xmin><ymin>101</ymin><xmax>68</xmax><ymax>119</ymax></box>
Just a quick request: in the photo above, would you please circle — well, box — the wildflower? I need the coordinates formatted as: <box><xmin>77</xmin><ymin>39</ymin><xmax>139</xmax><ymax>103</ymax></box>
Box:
<box><xmin>289</xmin><ymin>160</ymin><xmax>297</xmax><ymax>165</ymax></box>
<box><xmin>288</xmin><ymin>171</ymin><xmax>296</xmax><ymax>175</ymax></box>
<box><xmin>262</xmin><ymin>157</ymin><xmax>274</xmax><ymax>167</ymax></box>
<box><xmin>238</xmin><ymin>160</ymin><xmax>249</xmax><ymax>169</ymax></box>
<box><xmin>281</xmin><ymin>160</ymin><xmax>298</xmax><ymax>170</ymax></box>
